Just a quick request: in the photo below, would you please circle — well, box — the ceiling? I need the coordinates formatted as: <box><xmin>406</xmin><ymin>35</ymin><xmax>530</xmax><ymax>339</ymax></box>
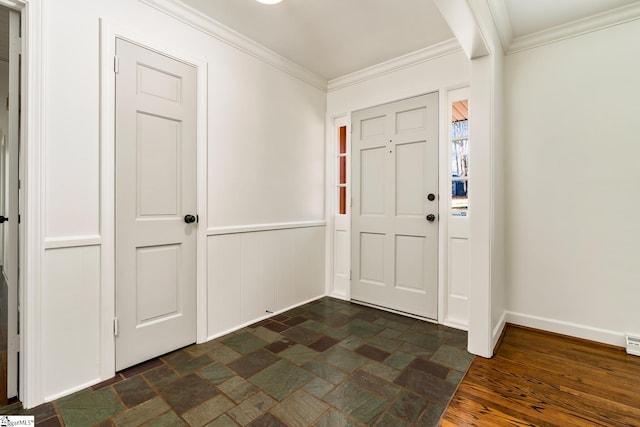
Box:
<box><xmin>503</xmin><ymin>0</ymin><xmax>638</xmax><ymax>38</ymax></box>
<box><xmin>177</xmin><ymin>0</ymin><xmax>640</xmax><ymax>81</ymax></box>
<box><xmin>179</xmin><ymin>0</ymin><xmax>453</xmax><ymax>80</ymax></box>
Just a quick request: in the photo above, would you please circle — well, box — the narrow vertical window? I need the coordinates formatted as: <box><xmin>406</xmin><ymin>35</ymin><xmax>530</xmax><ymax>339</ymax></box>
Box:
<box><xmin>451</xmin><ymin>100</ymin><xmax>469</xmax><ymax>215</ymax></box>
<box><xmin>337</xmin><ymin>126</ymin><xmax>347</xmax><ymax>215</ymax></box>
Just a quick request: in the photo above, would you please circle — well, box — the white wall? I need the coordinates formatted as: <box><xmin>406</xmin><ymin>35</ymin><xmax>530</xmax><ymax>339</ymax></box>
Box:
<box><xmin>505</xmin><ymin>19</ymin><xmax>640</xmax><ymax>346</ymax></box>
<box><xmin>37</xmin><ymin>0</ymin><xmax>326</xmax><ymax>404</ymax></box>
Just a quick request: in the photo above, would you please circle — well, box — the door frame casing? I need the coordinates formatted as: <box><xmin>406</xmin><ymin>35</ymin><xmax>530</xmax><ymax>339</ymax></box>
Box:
<box><xmin>0</xmin><ymin>0</ymin><xmax>45</xmax><ymax>409</ymax></box>
<box><xmin>327</xmin><ymin>87</ymin><xmax>469</xmax><ymax>326</ymax></box>
<box><xmin>100</xmin><ymin>20</ymin><xmax>209</xmax><ymax>380</ymax></box>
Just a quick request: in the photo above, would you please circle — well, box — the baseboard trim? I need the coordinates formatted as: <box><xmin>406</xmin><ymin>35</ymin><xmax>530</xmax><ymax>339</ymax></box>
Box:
<box><xmin>205</xmin><ymin>294</ymin><xmax>325</xmax><ymax>342</ymax></box>
<box><xmin>44</xmin><ymin>378</ymin><xmax>102</xmax><ymax>403</ymax></box>
<box><xmin>505</xmin><ymin>311</ymin><xmax>626</xmax><ymax>348</ymax></box>
<box><xmin>492</xmin><ymin>310</ymin><xmax>507</xmax><ymax>352</ymax></box>
<box><xmin>327</xmin><ymin>291</ymin><xmax>349</xmax><ymax>302</ymax></box>
<box><xmin>442</xmin><ymin>319</ymin><xmax>468</xmax><ymax>332</ymax></box>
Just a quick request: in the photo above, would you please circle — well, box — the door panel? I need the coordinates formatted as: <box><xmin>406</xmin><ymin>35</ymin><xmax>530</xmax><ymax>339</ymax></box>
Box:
<box><xmin>352</xmin><ymin>93</ymin><xmax>438</xmax><ymax>319</ymax></box>
<box><xmin>137</xmin><ymin>113</ymin><xmax>180</xmax><ymax>216</ymax></box>
<box><xmin>361</xmin><ymin>148</ymin><xmax>385</xmax><ymax>215</ymax></box>
<box><xmin>115</xmin><ymin>39</ymin><xmax>197</xmax><ymax>370</ymax></box>
<box><xmin>396</xmin><ymin>141</ymin><xmax>425</xmax><ymax>215</ymax></box>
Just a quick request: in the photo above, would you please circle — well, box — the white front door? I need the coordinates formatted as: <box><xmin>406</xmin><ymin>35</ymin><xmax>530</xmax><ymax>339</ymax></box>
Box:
<box><xmin>115</xmin><ymin>39</ymin><xmax>198</xmax><ymax>370</ymax></box>
<box><xmin>351</xmin><ymin>93</ymin><xmax>439</xmax><ymax>319</ymax></box>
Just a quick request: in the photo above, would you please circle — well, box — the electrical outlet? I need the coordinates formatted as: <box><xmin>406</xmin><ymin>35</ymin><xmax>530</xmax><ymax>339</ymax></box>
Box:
<box><xmin>626</xmin><ymin>334</ymin><xmax>640</xmax><ymax>356</ymax></box>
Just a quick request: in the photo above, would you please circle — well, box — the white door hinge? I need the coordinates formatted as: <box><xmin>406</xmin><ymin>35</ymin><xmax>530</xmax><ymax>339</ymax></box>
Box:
<box><xmin>114</xmin><ymin>56</ymin><xmax>119</xmax><ymax>74</ymax></box>
<box><xmin>114</xmin><ymin>317</ymin><xmax>119</xmax><ymax>337</ymax></box>
<box><xmin>349</xmin><ymin>270</ymin><xmax>352</xmax><ymax>280</ymax></box>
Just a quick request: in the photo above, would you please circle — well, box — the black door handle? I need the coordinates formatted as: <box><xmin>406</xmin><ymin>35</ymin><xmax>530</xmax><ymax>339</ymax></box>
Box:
<box><xmin>184</xmin><ymin>214</ymin><xmax>197</xmax><ymax>224</ymax></box>
<box><xmin>0</xmin><ymin>216</ymin><xmax>8</xmax><ymax>223</ymax></box>
<box><xmin>426</xmin><ymin>214</ymin><xmax>436</xmax><ymax>222</ymax></box>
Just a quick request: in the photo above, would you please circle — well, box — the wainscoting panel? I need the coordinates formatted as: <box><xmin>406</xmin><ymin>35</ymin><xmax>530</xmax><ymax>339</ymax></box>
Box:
<box><xmin>207</xmin><ymin>226</ymin><xmax>325</xmax><ymax>338</ymax></box>
<box><xmin>42</xmin><ymin>245</ymin><xmax>102</xmax><ymax>400</ymax></box>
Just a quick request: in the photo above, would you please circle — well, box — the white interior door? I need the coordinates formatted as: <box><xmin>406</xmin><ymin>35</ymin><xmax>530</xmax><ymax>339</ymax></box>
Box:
<box><xmin>351</xmin><ymin>93</ymin><xmax>439</xmax><ymax>319</ymax></box>
<box><xmin>115</xmin><ymin>38</ymin><xmax>197</xmax><ymax>371</ymax></box>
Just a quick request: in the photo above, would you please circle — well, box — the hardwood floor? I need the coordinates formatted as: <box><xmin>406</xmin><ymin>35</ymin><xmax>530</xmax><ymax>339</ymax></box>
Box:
<box><xmin>441</xmin><ymin>325</ymin><xmax>640</xmax><ymax>426</ymax></box>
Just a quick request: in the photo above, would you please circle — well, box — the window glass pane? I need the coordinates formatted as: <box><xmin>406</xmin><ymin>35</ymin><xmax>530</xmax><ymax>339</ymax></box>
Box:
<box><xmin>337</xmin><ymin>125</ymin><xmax>348</xmax><ymax>215</ymax></box>
<box><xmin>338</xmin><ymin>187</ymin><xmax>347</xmax><ymax>215</ymax></box>
<box><xmin>339</xmin><ymin>126</ymin><xmax>347</xmax><ymax>154</ymax></box>
<box><xmin>451</xmin><ymin>99</ymin><xmax>468</xmax><ymax>216</ymax></box>
<box><xmin>339</xmin><ymin>156</ymin><xmax>346</xmax><ymax>185</ymax></box>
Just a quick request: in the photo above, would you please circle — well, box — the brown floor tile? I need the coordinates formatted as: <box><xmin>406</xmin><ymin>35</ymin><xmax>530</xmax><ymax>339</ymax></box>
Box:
<box><xmin>120</xmin><ymin>358</ymin><xmax>165</xmax><ymax>378</ymax></box>
<box><xmin>264</xmin><ymin>339</ymin><xmax>295</xmax><ymax>354</ymax></box>
<box><xmin>158</xmin><ymin>373</ymin><xmax>219</xmax><ymax>414</ymax></box>
<box><xmin>408</xmin><ymin>357</ymin><xmax>449</xmax><ymax>379</ymax></box>
<box><xmin>114</xmin><ymin>376</ymin><xmax>157</xmax><ymax>408</ymax></box>
<box><xmin>272</xmin><ymin>314</ymin><xmax>290</xmax><ymax>322</ymax></box>
<box><xmin>36</xmin><ymin>417</ymin><xmax>62</xmax><ymax>427</ymax></box>
<box><xmin>248</xmin><ymin>319</ymin><xmax>270</xmax><ymax>329</ymax></box>
<box><xmin>355</xmin><ymin>344</ymin><xmax>391</xmax><ymax>362</ymax></box>
<box><xmin>263</xmin><ymin>321</ymin><xmax>290</xmax><ymax>333</ymax></box>
<box><xmin>308</xmin><ymin>336</ymin><xmax>339</xmax><ymax>352</ymax></box>
<box><xmin>283</xmin><ymin>316</ymin><xmax>307</xmax><ymax>327</ymax></box>
<box><xmin>227</xmin><ymin>349</ymin><xmax>280</xmax><ymax>378</ymax></box>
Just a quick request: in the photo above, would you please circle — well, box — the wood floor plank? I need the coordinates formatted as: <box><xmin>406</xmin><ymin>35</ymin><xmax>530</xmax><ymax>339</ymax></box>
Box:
<box><xmin>470</xmin><ymin>355</ymin><xmax>640</xmax><ymax>415</ymax></box>
<box><xmin>440</xmin><ymin>325</ymin><xmax>640</xmax><ymax>426</ymax></box>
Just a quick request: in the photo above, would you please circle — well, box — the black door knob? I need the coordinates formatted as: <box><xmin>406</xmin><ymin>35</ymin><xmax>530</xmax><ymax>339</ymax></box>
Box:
<box><xmin>0</xmin><ymin>216</ymin><xmax>8</xmax><ymax>223</ymax></box>
<box><xmin>426</xmin><ymin>214</ymin><xmax>436</xmax><ymax>222</ymax></box>
<box><xmin>184</xmin><ymin>214</ymin><xmax>197</xmax><ymax>224</ymax></box>
<box><xmin>427</xmin><ymin>193</ymin><xmax>436</xmax><ymax>201</ymax></box>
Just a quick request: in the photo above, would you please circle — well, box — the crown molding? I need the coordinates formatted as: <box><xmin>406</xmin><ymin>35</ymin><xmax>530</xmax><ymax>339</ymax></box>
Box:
<box><xmin>487</xmin><ymin>0</ymin><xmax>513</xmax><ymax>51</ymax></box>
<box><xmin>327</xmin><ymin>38</ymin><xmax>462</xmax><ymax>92</ymax></box>
<box><xmin>507</xmin><ymin>1</ymin><xmax>640</xmax><ymax>54</ymax></box>
<box><xmin>139</xmin><ymin>0</ymin><xmax>328</xmax><ymax>91</ymax></box>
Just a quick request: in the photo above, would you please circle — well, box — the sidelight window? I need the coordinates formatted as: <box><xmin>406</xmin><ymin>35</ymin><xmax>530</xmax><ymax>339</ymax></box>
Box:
<box><xmin>337</xmin><ymin>125</ymin><xmax>347</xmax><ymax>215</ymax></box>
<box><xmin>450</xmin><ymin>99</ymin><xmax>469</xmax><ymax>216</ymax></box>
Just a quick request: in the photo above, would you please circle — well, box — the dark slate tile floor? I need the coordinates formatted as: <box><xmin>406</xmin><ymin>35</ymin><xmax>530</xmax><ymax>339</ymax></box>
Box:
<box><xmin>2</xmin><ymin>298</ymin><xmax>473</xmax><ymax>426</ymax></box>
